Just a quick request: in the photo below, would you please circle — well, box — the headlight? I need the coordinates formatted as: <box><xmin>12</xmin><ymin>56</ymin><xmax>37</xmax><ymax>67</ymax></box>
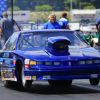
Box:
<box><xmin>37</xmin><ymin>62</ymin><xmax>44</xmax><ymax>65</ymax></box>
<box><xmin>93</xmin><ymin>60</ymin><xmax>99</xmax><ymax>64</ymax></box>
<box><xmin>86</xmin><ymin>60</ymin><xmax>92</xmax><ymax>64</ymax></box>
<box><xmin>54</xmin><ymin>62</ymin><xmax>61</xmax><ymax>65</ymax></box>
<box><xmin>78</xmin><ymin>61</ymin><xmax>85</xmax><ymax>65</ymax></box>
<box><xmin>30</xmin><ymin>61</ymin><xmax>36</xmax><ymax>65</ymax></box>
<box><xmin>45</xmin><ymin>62</ymin><xmax>52</xmax><ymax>65</ymax></box>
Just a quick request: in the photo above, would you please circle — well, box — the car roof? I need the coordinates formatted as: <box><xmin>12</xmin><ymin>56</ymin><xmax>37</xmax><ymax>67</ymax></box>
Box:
<box><xmin>19</xmin><ymin>29</ymin><xmax>74</xmax><ymax>34</ymax></box>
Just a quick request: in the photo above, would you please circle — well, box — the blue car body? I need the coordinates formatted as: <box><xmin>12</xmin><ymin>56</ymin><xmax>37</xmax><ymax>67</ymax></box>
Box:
<box><xmin>0</xmin><ymin>29</ymin><xmax>100</xmax><ymax>84</ymax></box>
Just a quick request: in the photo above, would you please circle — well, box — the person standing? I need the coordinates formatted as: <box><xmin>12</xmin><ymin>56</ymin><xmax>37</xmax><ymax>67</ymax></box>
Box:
<box><xmin>43</xmin><ymin>14</ymin><xmax>61</xmax><ymax>29</ymax></box>
<box><xmin>96</xmin><ymin>17</ymin><xmax>100</xmax><ymax>46</ymax></box>
<box><xmin>0</xmin><ymin>12</ymin><xmax>13</xmax><ymax>48</ymax></box>
<box><xmin>58</xmin><ymin>12</ymin><xmax>70</xmax><ymax>29</ymax></box>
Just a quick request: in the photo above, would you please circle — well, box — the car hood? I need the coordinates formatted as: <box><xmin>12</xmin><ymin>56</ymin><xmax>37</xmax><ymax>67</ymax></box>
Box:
<box><xmin>23</xmin><ymin>47</ymin><xmax>100</xmax><ymax>61</ymax></box>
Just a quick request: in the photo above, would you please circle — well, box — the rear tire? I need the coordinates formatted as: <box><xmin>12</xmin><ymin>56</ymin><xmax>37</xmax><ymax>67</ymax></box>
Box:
<box><xmin>21</xmin><ymin>66</ymin><xmax>32</xmax><ymax>88</ymax></box>
<box><xmin>3</xmin><ymin>80</ymin><xmax>16</xmax><ymax>87</ymax></box>
<box><xmin>89</xmin><ymin>79</ymin><xmax>99</xmax><ymax>86</ymax></box>
<box><xmin>48</xmin><ymin>80</ymin><xmax>72</xmax><ymax>87</ymax></box>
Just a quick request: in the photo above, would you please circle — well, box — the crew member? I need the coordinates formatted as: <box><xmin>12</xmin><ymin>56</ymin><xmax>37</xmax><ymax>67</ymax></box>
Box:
<box><xmin>96</xmin><ymin>17</ymin><xmax>100</xmax><ymax>46</ymax></box>
<box><xmin>0</xmin><ymin>12</ymin><xmax>13</xmax><ymax>48</ymax></box>
<box><xmin>58</xmin><ymin>12</ymin><xmax>70</xmax><ymax>29</ymax></box>
<box><xmin>43</xmin><ymin>14</ymin><xmax>61</xmax><ymax>29</ymax></box>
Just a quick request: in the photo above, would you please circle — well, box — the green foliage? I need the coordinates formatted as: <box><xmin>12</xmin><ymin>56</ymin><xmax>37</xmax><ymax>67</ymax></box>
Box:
<box><xmin>35</xmin><ymin>5</ymin><xmax>52</xmax><ymax>11</ymax></box>
<box><xmin>7</xmin><ymin>6</ymin><xmax>21</xmax><ymax>11</ymax></box>
<box><xmin>35</xmin><ymin>6</ymin><xmax>42</xmax><ymax>11</ymax></box>
<box><xmin>83</xmin><ymin>5</ymin><xmax>96</xmax><ymax>9</ymax></box>
<box><xmin>41</xmin><ymin>5</ymin><xmax>52</xmax><ymax>11</ymax></box>
<box><xmin>7</xmin><ymin>0</ymin><xmax>99</xmax><ymax>11</ymax></box>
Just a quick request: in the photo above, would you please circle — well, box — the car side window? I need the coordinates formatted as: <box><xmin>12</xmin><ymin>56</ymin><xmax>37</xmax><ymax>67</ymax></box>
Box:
<box><xmin>17</xmin><ymin>35</ymin><xmax>23</xmax><ymax>49</ymax></box>
<box><xmin>6</xmin><ymin>33</ymin><xmax>19</xmax><ymax>50</ymax></box>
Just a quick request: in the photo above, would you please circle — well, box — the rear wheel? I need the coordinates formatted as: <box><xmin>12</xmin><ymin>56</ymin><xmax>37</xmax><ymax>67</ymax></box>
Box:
<box><xmin>89</xmin><ymin>79</ymin><xmax>99</xmax><ymax>86</ymax></box>
<box><xmin>3</xmin><ymin>80</ymin><xmax>16</xmax><ymax>87</ymax></box>
<box><xmin>48</xmin><ymin>80</ymin><xmax>72</xmax><ymax>87</ymax></box>
<box><xmin>21</xmin><ymin>66</ymin><xmax>32</xmax><ymax>88</ymax></box>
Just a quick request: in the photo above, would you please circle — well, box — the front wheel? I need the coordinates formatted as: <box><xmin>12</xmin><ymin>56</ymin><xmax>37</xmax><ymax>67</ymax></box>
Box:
<box><xmin>21</xmin><ymin>66</ymin><xmax>32</xmax><ymax>88</ymax></box>
<box><xmin>89</xmin><ymin>79</ymin><xmax>99</xmax><ymax>86</ymax></box>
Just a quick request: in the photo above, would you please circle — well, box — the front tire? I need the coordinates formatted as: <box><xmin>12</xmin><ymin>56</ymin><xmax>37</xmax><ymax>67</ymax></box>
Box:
<box><xmin>48</xmin><ymin>80</ymin><xmax>72</xmax><ymax>87</ymax></box>
<box><xmin>21</xmin><ymin>66</ymin><xmax>32</xmax><ymax>88</ymax></box>
<box><xmin>89</xmin><ymin>79</ymin><xmax>99</xmax><ymax>86</ymax></box>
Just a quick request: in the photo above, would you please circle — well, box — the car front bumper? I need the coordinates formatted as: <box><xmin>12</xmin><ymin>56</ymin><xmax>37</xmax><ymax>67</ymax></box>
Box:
<box><xmin>24</xmin><ymin>67</ymin><xmax>100</xmax><ymax>80</ymax></box>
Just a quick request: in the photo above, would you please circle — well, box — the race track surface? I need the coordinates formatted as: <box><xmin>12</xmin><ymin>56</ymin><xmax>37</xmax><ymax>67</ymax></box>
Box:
<box><xmin>0</xmin><ymin>78</ymin><xmax>100</xmax><ymax>100</ymax></box>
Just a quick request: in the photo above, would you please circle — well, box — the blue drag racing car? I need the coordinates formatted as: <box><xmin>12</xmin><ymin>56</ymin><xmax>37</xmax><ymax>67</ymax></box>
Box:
<box><xmin>0</xmin><ymin>29</ymin><xmax>100</xmax><ymax>88</ymax></box>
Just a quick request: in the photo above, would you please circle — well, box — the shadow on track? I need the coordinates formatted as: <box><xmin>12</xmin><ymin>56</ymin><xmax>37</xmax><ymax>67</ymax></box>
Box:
<box><xmin>6</xmin><ymin>81</ymin><xmax>100</xmax><ymax>95</ymax></box>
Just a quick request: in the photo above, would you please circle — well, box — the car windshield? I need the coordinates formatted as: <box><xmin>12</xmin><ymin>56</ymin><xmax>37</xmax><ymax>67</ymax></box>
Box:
<box><xmin>17</xmin><ymin>31</ymin><xmax>89</xmax><ymax>49</ymax></box>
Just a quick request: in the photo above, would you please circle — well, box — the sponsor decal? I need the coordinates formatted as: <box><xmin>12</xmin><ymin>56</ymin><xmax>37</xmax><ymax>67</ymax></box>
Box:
<box><xmin>4</xmin><ymin>78</ymin><xmax>6</xmax><ymax>81</ymax></box>
<box><xmin>0</xmin><ymin>61</ymin><xmax>3</xmax><ymax>64</ymax></box>
<box><xmin>2</xmin><ymin>69</ymin><xmax>12</xmax><ymax>72</ymax></box>
<box><xmin>25</xmin><ymin>65</ymin><xmax>29</xmax><ymax>69</ymax></box>
<box><xmin>13</xmin><ymin>56</ymin><xmax>16</xmax><ymax>64</ymax></box>
<box><xmin>25</xmin><ymin>59</ymin><xmax>30</xmax><ymax>64</ymax></box>
<box><xmin>4</xmin><ymin>59</ymin><xmax>11</xmax><ymax>64</ymax></box>
<box><xmin>3</xmin><ymin>69</ymin><xmax>6</xmax><ymax>73</ymax></box>
<box><xmin>2</xmin><ymin>78</ymin><xmax>15</xmax><ymax>81</ymax></box>
<box><xmin>43</xmin><ymin>75</ymin><xmax>51</xmax><ymax>79</ymax></box>
<box><xmin>32</xmin><ymin>76</ymin><xmax>36</xmax><ymax>80</ymax></box>
<box><xmin>1</xmin><ymin>73</ymin><xmax>3</xmax><ymax>76</ymax></box>
<box><xmin>25</xmin><ymin>76</ymin><xmax>31</xmax><ymax>80</ymax></box>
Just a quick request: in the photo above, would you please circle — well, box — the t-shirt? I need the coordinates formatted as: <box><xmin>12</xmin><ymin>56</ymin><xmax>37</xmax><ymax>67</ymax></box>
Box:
<box><xmin>43</xmin><ymin>21</ymin><xmax>61</xmax><ymax>29</ymax></box>
<box><xmin>0</xmin><ymin>18</ymin><xmax>13</xmax><ymax>38</ymax></box>
<box><xmin>58</xmin><ymin>18</ymin><xmax>69</xmax><ymax>29</ymax></box>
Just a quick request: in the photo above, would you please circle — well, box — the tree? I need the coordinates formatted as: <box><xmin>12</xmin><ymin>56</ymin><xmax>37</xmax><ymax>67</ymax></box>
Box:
<box><xmin>7</xmin><ymin>6</ymin><xmax>21</xmax><ymax>11</ymax></box>
<box><xmin>41</xmin><ymin>5</ymin><xmax>52</xmax><ymax>11</ymax></box>
<box><xmin>35</xmin><ymin>5</ymin><xmax>52</xmax><ymax>11</ymax></box>
<box><xmin>83</xmin><ymin>5</ymin><xmax>96</xmax><ymax>9</ymax></box>
<box><xmin>35</xmin><ymin>6</ymin><xmax>42</xmax><ymax>11</ymax></box>
<box><xmin>6</xmin><ymin>0</ymin><xmax>99</xmax><ymax>11</ymax></box>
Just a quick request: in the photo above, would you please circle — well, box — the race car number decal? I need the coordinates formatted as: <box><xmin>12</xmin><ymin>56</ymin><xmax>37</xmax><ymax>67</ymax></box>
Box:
<box><xmin>3</xmin><ymin>53</ymin><xmax>9</xmax><ymax>58</ymax></box>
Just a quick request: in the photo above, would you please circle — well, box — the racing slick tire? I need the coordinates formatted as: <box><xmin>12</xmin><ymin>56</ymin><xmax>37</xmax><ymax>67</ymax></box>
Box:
<box><xmin>21</xmin><ymin>66</ymin><xmax>33</xmax><ymax>88</ymax></box>
<box><xmin>48</xmin><ymin>80</ymin><xmax>72</xmax><ymax>87</ymax></box>
<box><xmin>3</xmin><ymin>80</ymin><xmax>16</xmax><ymax>87</ymax></box>
<box><xmin>89</xmin><ymin>79</ymin><xmax>99</xmax><ymax>86</ymax></box>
